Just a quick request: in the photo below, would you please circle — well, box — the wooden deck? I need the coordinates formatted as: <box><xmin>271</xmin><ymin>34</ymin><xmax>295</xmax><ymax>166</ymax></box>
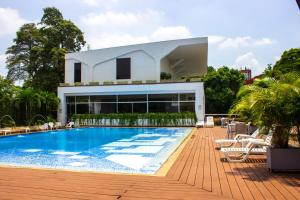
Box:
<box><xmin>0</xmin><ymin>127</ymin><xmax>299</xmax><ymax>200</ymax></box>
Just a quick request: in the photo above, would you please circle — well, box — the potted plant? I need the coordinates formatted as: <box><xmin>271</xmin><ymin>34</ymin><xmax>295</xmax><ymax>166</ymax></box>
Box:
<box><xmin>230</xmin><ymin>73</ymin><xmax>300</xmax><ymax>171</ymax></box>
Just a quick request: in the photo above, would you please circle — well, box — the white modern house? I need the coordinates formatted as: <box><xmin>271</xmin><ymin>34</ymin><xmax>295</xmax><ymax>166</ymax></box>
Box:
<box><xmin>57</xmin><ymin>37</ymin><xmax>208</xmax><ymax>125</ymax></box>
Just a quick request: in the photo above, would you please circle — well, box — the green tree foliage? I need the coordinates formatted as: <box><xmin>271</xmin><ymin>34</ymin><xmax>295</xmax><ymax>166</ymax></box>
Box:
<box><xmin>203</xmin><ymin>66</ymin><xmax>245</xmax><ymax>114</ymax></box>
<box><xmin>230</xmin><ymin>73</ymin><xmax>300</xmax><ymax>148</ymax></box>
<box><xmin>6</xmin><ymin>7</ymin><xmax>85</xmax><ymax>92</ymax></box>
<box><xmin>261</xmin><ymin>48</ymin><xmax>300</xmax><ymax>79</ymax></box>
<box><xmin>0</xmin><ymin>76</ymin><xmax>60</xmax><ymax>126</ymax></box>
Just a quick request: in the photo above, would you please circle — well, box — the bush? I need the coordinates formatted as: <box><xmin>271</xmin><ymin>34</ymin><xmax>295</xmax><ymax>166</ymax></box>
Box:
<box><xmin>71</xmin><ymin>112</ymin><xmax>197</xmax><ymax>127</ymax></box>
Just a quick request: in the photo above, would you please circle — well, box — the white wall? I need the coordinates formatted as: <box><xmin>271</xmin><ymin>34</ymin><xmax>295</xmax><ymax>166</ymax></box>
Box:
<box><xmin>93</xmin><ymin>50</ymin><xmax>157</xmax><ymax>83</ymax></box>
<box><xmin>64</xmin><ymin>37</ymin><xmax>207</xmax><ymax>83</ymax></box>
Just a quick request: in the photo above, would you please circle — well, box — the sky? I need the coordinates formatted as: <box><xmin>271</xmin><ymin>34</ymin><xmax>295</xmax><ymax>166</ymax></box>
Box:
<box><xmin>0</xmin><ymin>0</ymin><xmax>299</xmax><ymax>77</ymax></box>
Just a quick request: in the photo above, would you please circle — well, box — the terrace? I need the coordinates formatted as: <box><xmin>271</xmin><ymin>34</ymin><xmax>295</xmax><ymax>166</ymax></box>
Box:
<box><xmin>0</xmin><ymin>127</ymin><xmax>299</xmax><ymax>200</ymax></box>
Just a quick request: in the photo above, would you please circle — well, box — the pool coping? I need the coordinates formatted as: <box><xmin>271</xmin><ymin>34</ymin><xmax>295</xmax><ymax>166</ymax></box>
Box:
<box><xmin>0</xmin><ymin>127</ymin><xmax>195</xmax><ymax>176</ymax></box>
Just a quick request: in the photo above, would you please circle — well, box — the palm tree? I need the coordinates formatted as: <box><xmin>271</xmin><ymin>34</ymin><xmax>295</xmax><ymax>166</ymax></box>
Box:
<box><xmin>230</xmin><ymin>73</ymin><xmax>300</xmax><ymax>148</ymax></box>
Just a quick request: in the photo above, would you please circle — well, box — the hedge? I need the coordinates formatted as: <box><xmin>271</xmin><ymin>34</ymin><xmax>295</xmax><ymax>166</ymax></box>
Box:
<box><xmin>71</xmin><ymin>112</ymin><xmax>197</xmax><ymax>127</ymax></box>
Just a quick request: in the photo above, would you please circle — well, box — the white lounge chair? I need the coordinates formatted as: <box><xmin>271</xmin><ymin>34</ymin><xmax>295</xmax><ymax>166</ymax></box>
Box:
<box><xmin>205</xmin><ymin>116</ymin><xmax>214</xmax><ymax>127</ymax></box>
<box><xmin>66</xmin><ymin>121</ymin><xmax>75</xmax><ymax>128</ymax></box>
<box><xmin>215</xmin><ymin>128</ymin><xmax>261</xmax><ymax>148</ymax></box>
<box><xmin>195</xmin><ymin>120</ymin><xmax>205</xmax><ymax>128</ymax></box>
<box><xmin>220</xmin><ymin>135</ymin><xmax>272</xmax><ymax>162</ymax></box>
<box><xmin>48</xmin><ymin>122</ymin><xmax>54</xmax><ymax>130</ymax></box>
<box><xmin>39</xmin><ymin>123</ymin><xmax>48</xmax><ymax>131</ymax></box>
<box><xmin>55</xmin><ymin>122</ymin><xmax>62</xmax><ymax>129</ymax></box>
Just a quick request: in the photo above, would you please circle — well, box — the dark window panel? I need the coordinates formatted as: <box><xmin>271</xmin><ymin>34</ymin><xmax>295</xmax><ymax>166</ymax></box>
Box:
<box><xmin>90</xmin><ymin>95</ymin><xmax>117</xmax><ymax>102</ymax></box>
<box><xmin>66</xmin><ymin>96</ymin><xmax>75</xmax><ymax>103</ymax></box>
<box><xmin>118</xmin><ymin>94</ymin><xmax>147</xmax><ymax>102</ymax></box>
<box><xmin>76</xmin><ymin>96</ymin><xmax>89</xmax><ymax>103</ymax></box>
<box><xmin>133</xmin><ymin>103</ymin><xmax>147</xmax><ymax>113</ymax></box>
<box><xmin>76</xmin><ymin>104</ymin><xmax>89</xmax><ymax>114</ymax></box>
<box><xmin>148</xmin><ymin>93</ymin><xmax>178</xmax><ymax>101</ymax></box>
<box><xmin>149</xmin><ymin>102</ymin><xmax>178</xmax><ymax>113</ymax></box>
<box><xmin>116</xmin><ymin>58</ymin><xmax>131</xmax><ymax>79</ymax></box>
<box><xmin>74</xmin><ymin>62</ymin><xmax>81</xmax><ymax>82</ymax></box>
<box><xmin>67</xmin><ymin>103</ymin><xmax>75</xmax><ymax>120</ymax></box>
<box><xmin>180</xmin><ymin>93</ymin><xmax>195</xmax><ymax>101</ymax></box>
<box><xmin>100</xmin><ymin>103</ymin><xmax>117</xmax><ymax>113</ymax></box>
<box><xmin>118</xmin><ymin>103</ymin><xmax>132</xmax><ymax>113</ymax></box>
<box><xmin>180</xmin><ymin>102</ymin><xmax>195</xmax><ymax>112</ymax></box>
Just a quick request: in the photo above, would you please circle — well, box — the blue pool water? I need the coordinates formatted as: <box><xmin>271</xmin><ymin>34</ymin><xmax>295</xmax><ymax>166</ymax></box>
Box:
<box><xmin>0</xmin><ymin>127</ymin><xmax>191</xmax><ymax>174</ymax></box>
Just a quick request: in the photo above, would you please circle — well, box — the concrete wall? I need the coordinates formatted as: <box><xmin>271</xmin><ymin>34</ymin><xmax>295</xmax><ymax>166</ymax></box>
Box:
<box><xmin>64</xmin><ymin>37</ymin><xmax>208</xmax><ymax>84</ymax></box>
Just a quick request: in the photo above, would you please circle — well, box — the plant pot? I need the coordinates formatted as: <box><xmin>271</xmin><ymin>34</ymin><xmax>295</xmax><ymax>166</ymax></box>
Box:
<box><xmin>267</xmin><ymin>148</ymin><xmax>300</xmax><ymax>172</ymax></box>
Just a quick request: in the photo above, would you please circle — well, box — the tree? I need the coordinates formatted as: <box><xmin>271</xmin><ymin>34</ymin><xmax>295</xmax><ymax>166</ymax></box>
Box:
<box><xmin>230</xmin><ymin>73</ymin><xmax>300</xmax><ymax>148</ymax></box>
<box><xmin>0</xmin><ymin>76</ymin><xmax>16</xmax><ymax>117</ymax></box>
<box><xmin>203</xmin><ymin>66</ymin><xmax>245</xmax><ymax>114</ymax></box>
<box><xmin>6</xmin><ymin>23</ymin><xmax>44</xmax><ymax>81</ymax></box>
<box><xmin>272</xmin><ymin>48</ymin><xmax>300</xmax><ymax>78</ymax></box>
<box><xmin>6</xmin><ymin>7</ymin><xmax>85</xmax><ymax>92</ymax></box>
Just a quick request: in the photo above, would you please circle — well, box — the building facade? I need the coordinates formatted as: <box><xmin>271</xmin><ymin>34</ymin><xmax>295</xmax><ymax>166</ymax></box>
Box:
<box><xmin>57</xmin><ymin>37</ymin><xmax>208</xmax><ymax>124</ymax></box>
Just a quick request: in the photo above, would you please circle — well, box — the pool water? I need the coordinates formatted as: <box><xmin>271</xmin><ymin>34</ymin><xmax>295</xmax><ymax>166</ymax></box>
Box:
<box><xmin>0</xmin><ymin>127</ymin><xmax>191</xmax><ymax>174</ymax></box>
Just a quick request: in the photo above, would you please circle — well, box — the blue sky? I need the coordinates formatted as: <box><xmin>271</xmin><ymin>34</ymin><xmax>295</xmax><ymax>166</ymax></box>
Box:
<box><xmin>0</xmin><ymin>0</ymin><xmax>299</xmax><ymax>77</ymax></box>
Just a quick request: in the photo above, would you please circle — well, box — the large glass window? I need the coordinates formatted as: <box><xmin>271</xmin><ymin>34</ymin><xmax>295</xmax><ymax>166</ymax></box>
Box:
<box><xmin>116</xmin><ymin>58</ymin><xmax>131</xmax><ymax>79</ymax></box>
<box><xmin>74</xmin><ymin>62</ymin><xmax>81</xmax><ymax>82</ymax></box>
<box><xmin>66</xmin><ymin>93</ymin><xmax>195</xmax><ymax>118</ymax></box>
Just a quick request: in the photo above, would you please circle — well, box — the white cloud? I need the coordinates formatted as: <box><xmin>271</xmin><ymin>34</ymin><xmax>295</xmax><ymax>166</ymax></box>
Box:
<box><xmin>235</xmin><ymin>52</ymin><xmax>265</xmax><ymax>76</ymax></box>
<box><xmin>218</xmin><ymin>36</ymin><xmax>251</xmax><ymax>49</ymax></box>
<box><xmin>79</xmin><ymin>10</ymin><xmax>192</xmax><ymax>49</ymax></box>
<box><xmin>150</xmin><ymin>26</ymin><xmax>191</xmax><ymax>41</ymax></box>
<box><xmin>0</xmin><ymin>54</ymin><xmax>8</xmax><ymax>77</ymax></box>
<box><xmin>209</xmin><ymin>35</ymin><xmax>274</xmax><ymax>49</ymax></box>
<box><xmin>82</xmin><ymin>0</ymin><xmax>118</xmax><ymax>6</ymax></box>
<box><xmin>0</xmin><ymin>7</ymin><xmax>28</xmax><ymax>37</ymax></box>
<box><xmin>208</xmin><ymin>35</ymin><xmax>225</xmax><ymax>44</ymax></box>
<box><xmin>254</xmin><ymin>38</ymin><xmax>274</xmax><ymax>46</ymax></box>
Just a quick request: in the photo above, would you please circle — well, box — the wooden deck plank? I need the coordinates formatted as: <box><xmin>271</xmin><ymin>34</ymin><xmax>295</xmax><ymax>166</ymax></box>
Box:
<box><xmin>0</xmin><ymin>127</ymin><xmax>298</xmax><ymax>200</ymax></box>
<box><xmin>211</xmin><ymin>128</ymin><xmax>233</xmax><ymax>198</ymax></box>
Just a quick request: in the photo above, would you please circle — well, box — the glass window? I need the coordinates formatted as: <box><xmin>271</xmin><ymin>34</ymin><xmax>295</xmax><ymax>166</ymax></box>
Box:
<box><xmin>116</xmin><ymin>58</ymin><xmax>131</xmax><ymax>79</ymax></box>
<box><xmin>148</xmin><ymin>94</ymin><xmax>178</xmax><ymax>101</ymax></box>
<box><xmin>180</xmin><ymin>93</ymin><xmax>195</xmax><ymax>101</ymax></box>
<box><xmin>90</xmin><ymin>95</ymin><xmax>117</xmax><ymax>102</ymax></box>
<box><xmin>118</xmin><ymin>94</ymin><xmax>147</xmax><ymax>102</ymax></box>
<box><xmin>180</xmin><ymin>102</ymin><xmax>195</xmax><ymax>112</ymax></box>
<box><xmin>100</xmin><ymin>103</ymin><xmax>117</xmax><ymax>113</ymax></box>
<box><xmin>133</xmin><ymin>103</ymin><xmax>147</xmax><ymax>113</ymax></box>
<box><xmin>76</xmin><ymin>104</ymin><xmax>89</xmax><ymax>114</ymax></box>
<box><xmin>74</xmin><ymin>62</ymin><xmax>81</xmax><ymax>82</ymax></box>
<box><xmin>118</xmin><ymin>103</ymin><xmax>132</xmax><ymax>113</ymax></box>
<box><xmin>149</xmin><ymin>102</ymin><xmax>178</xmax><ymax>112</ymax></box>
<box><xmin>66</xmin><ymin>96</ymin><xmax>75</xmax><ymax>103</ymax></box>
<box><xmin>76</xmin><ymin>96</ymin><xmax>89</xmax><ymax>103</ymax></box>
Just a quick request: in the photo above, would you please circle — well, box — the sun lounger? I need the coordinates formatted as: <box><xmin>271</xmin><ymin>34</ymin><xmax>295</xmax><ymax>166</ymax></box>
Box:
<box><xmin>215</xmin><ymin>128</ymin><xmax>261</xmax><ymax>147</ymax></box>
<box><xmin>195</xmin><ymin>120</ymin><xmax>205</xmax><ymax>128</ymax></box>
<box><xmin>55</xmin><ymin>122</ymin><xmax>62</xmax><ymax>129</ymax></box>
<box><xmin>205</xmin><ymin>116</ymin><xmax>214</xmax><ymax>127</ymax></box>
<box><xmin>220</xmin><ymin>135</ymin><xmax>272</xmax><ymax>162</ymax></box>
<box><xmin>66</xmin><ymin>122</ymin><xmax>75</xmax><ymax>128</ymax></box>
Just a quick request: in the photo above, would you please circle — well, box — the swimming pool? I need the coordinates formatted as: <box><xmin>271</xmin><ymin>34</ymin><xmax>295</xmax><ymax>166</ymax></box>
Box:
<box><xmin>0</xmin><ymin>127</ymin><xmax>192</xmax><ymax>174</ymax></box>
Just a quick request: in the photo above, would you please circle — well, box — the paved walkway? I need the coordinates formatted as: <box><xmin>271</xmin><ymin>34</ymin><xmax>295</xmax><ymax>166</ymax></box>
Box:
<box><xmin>0</xmin><ymin>127</ymin><xmax>299</xmax><ymax>199</ymax></box>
